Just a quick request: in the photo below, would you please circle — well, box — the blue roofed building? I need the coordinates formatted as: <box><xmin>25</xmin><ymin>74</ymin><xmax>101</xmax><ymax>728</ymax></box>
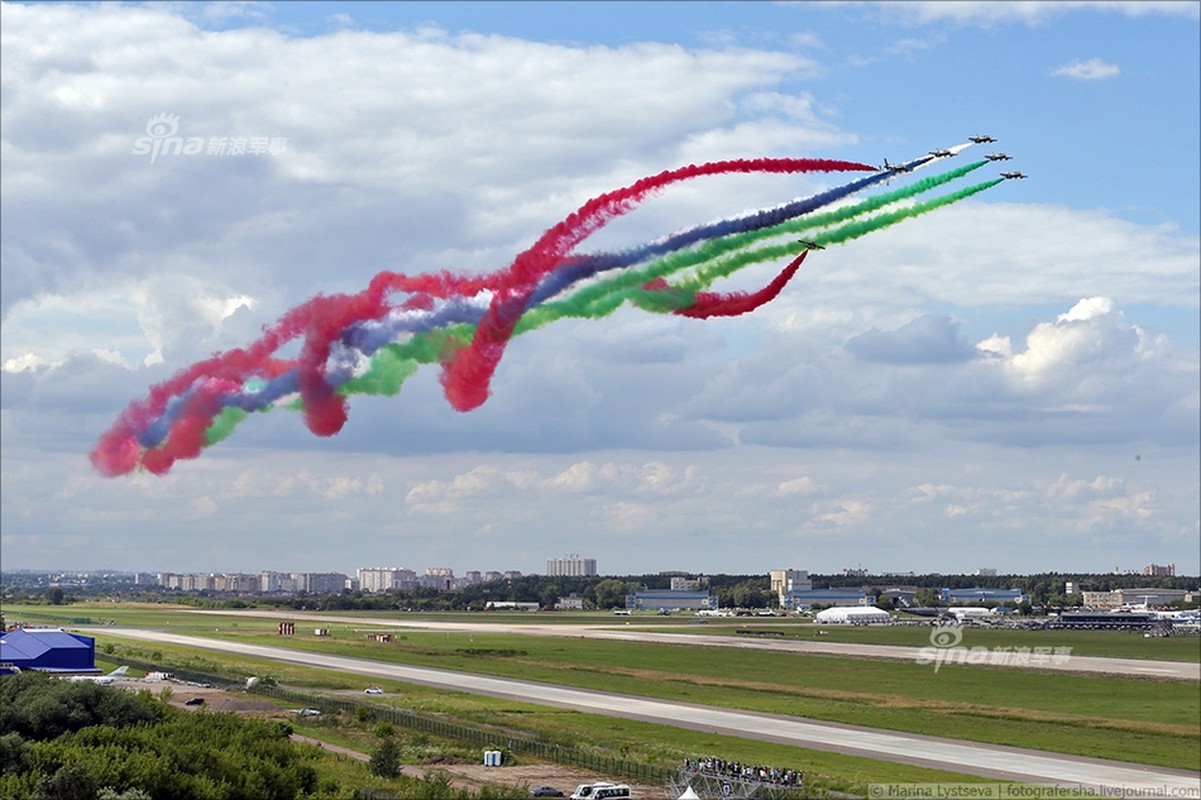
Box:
<box><xmin>0</xmin><ymin>628</ymin><xmax>98</xmax><ymax>673</ymax></box>
<box><xmin>939</xmin><ymin>587</ymin><xmax>1026</xmax><ymax>605</ymax></box>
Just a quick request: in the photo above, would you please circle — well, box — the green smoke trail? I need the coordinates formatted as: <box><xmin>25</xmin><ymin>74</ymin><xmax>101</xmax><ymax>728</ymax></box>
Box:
<box><xmin>206</xmin><ymin>407</ymin><xmax>248</xmax><ymax>446</ymax></box>
<box><xmin>340</xmin><ymin>325</ymin><xmax>474</xmax><ymax>397</ymax></box>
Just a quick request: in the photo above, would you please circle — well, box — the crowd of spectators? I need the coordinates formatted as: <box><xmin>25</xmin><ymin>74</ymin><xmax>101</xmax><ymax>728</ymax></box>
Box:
<box><xmin>683</xmin><ymin>756</ymin><xmax>803</xmax><ymax>787</ymax></box>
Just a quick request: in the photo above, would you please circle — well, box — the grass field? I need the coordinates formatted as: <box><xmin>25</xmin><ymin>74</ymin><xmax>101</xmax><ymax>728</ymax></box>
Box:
<box><xmin>17</xmin><ymin>604</ymin><xmax>1201</xmax><ymax>661</ymax></box>
<box><xmin>9</xmin><ymin>603</ymin><xmax>1200</xmax><ymax>782</ymax></box>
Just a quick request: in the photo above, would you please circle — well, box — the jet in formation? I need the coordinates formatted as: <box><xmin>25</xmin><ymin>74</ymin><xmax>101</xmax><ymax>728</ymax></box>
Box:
<box><xmin>1001</xmin><ymin>171</ymin><xmax>1028</xmax><ymax>180</ymax></box>
<box><xmin>968</xmin><ymin>134</ymin><xmax>997</xmax><ymax>143</ymax></box>
<box><xmin>797</xmin><ymin>239</ymin><xmax>825</xmax><ymax>251</ymax></box>
<box><xmin>928</xmin><ymin>148</ymin><xmax>953</xmax><ymax>158</ymax></box>
<box><xmin>985</xmin><ymin>153</ymin><xmax>1012</xmax><ymax>161</ymax></box>
<box><xmin>881</xmin><ymin>158</ymin><xmax>911</xmax><ymax>174</ymax></box>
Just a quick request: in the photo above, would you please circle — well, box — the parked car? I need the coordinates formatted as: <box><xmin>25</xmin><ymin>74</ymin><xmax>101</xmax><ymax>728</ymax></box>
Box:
<box><xmin>530</xmin><ymin>788</ymin><xmax>564</xmax><ymax>798</ymax></box>
<box><xmin>183</xmin><ymin>697</ymin><xmax>205</xmax><ymax>706</ymax></box>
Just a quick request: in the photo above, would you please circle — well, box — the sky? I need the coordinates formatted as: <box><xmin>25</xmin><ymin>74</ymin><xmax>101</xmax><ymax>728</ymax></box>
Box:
<box><xmin>1</xmin><ymin>1</ymin><xmax>1198</xmax><ymax>579</ymax></box>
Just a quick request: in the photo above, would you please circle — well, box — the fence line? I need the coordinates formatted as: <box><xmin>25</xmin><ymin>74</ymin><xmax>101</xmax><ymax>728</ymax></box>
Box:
<box><xmin>250</xmin><ymin>683</ymin><xmax>673</xmax><ymax>784</ymax></box>
<box><xmin>107</xmin><ymin>657</ymin><xmax>764</xmax><ymax>789</ymax></box>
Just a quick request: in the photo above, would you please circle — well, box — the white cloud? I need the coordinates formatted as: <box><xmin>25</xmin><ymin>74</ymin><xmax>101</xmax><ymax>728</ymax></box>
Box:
<box><xmin>1</xmin><ymin>280</ymin><xmax>259</xmax><ymax>371</ymax></box>
<box><xmin>778</xmin><ymin>476</ymin><xmax>824</xmax><ymax>496</ymax></box>
<box><xmin>1051</xmin><ymin>58</ymin><xmax>1120</xmax><ymax>80</ymax></box>
<box><xmin>809</xmin><ymin>499</ymin><xmax>872</xmax><ymax>529</ymax></box>
<box><xmin>864</xmin><ymin>2</ymin><xmax>1199</xmax><ymax>26</ymax></box>
<box><xmin>1005</xmin><ymin>297</ymin><xmax>1151</xmax><ymax>385</ymax></box>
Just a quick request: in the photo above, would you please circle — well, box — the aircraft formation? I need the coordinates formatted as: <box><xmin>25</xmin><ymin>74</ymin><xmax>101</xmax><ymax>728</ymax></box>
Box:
<box><xmin>882</xmin><ymin>135</ymin><xmax>1024</xmax><ymax>180</ymax></box>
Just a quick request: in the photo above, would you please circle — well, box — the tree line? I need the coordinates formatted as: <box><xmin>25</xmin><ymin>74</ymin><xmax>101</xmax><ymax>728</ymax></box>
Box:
<box><xmin>0</xmin><ymin>671</ymin><xmax>317</xmax><ymax>800</ymax></box>
<box><xmin>4</xmin><ymin>572</ymin><xmax>1195</xmax><ymax>615</ymax></box>
<box><xmin>0</xmin><ymin>672</ymin><xmax>529</xmax><ymax>800</ymax></box>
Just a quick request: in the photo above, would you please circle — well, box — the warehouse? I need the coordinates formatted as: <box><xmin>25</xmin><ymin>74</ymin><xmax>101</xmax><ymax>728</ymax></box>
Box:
<box><xmin>0</xmin><ymin>628</ymin><xmax>98</xmax><ymax>673</ymax></box>
<box><xmin>784</xmin><ymin>588</ymin><xmax>873</xmax><ymax>609</ymax></box>
<box><xmin>627</xmin><ymin>588</ymin><xmax>715</xmax><ymax>611</ymax></box>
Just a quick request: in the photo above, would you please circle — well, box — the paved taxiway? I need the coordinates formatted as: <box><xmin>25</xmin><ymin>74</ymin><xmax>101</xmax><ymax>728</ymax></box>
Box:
<box><xmin>98</xmin><ymin>627</ymin><xmax>1200</xmax><ymax>796</ymax></box>
<box><xmin>181</xmin><ymin>609</ymin><xmax>1201</xmax><ymax>681</ymax></box>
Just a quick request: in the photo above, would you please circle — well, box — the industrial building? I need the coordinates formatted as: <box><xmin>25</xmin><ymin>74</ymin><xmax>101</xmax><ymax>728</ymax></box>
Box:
<box><xmin>627</xmin><ymin>588</ymin><xmax>715</xmax><ymax>611</ymax></box>
<box><xmin>1080</xmin><ymin>588</ymin><xmax>1192</xmax><ymax>607</ymax></box>
<box><xmin>939</xmin><ymin>587</ymin><xmax>1026</xmax><ymax>605</ymax></box>
<box><xmin>770</xmin><ymin>569</ymin><xmax>812</xmax><ymax>605</ymax></box>
<box><xmin>783</xmin><ymin>588</ymin><xmax>873</xmax><ymax>610</ymax></box>
<box><xmin>0</xmin><ymin>628</ymin><xmax>98</xmax><ymax>673</ymax></box>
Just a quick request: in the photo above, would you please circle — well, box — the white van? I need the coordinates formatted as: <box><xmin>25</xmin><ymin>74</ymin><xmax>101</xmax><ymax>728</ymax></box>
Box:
<box><xmin>570</xmin><ymin>783</ymin><xmax>632</xmax><ymax>800</ymax></box>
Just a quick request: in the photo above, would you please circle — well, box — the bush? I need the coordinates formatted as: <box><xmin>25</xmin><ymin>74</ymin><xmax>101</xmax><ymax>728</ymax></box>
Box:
<box><xmin>0</xmin><ymin>674</ymin><xmax>318</xmax><ymax>800</ymax></box>
<box><xmin>369</xmin><ymin>736</ymin><xmax>401</xmax><ymax>779</ymax></box>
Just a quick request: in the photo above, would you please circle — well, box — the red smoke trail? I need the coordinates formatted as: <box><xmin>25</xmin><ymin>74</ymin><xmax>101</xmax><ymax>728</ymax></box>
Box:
<box><xmin>440</xmin><ymin>158</ymin><xmax>873</xmax><ymax>411</ymax></box>
<box><xmin>674</xmin><ymin>251</ymin><xmax>807</xmax><ymax>318</ymax></box>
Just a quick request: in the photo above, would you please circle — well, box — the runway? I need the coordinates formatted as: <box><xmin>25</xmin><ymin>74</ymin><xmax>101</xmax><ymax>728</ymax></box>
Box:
<box><xmin>98</xmin><ymin>627</ymin><xmax>1200</xmax><ymax>796</ymax></box>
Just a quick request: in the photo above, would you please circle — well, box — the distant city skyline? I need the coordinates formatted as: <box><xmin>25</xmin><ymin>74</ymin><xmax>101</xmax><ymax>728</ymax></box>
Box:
<box><xmin>3</xmin><ymin>561</ymin><xmax>1193</xmax><ymax>582</ymax></box>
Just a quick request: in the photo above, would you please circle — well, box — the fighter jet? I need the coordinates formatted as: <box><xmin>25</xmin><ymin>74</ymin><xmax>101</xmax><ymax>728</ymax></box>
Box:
<box><xmin>969</xmin><ymin>134</ymin><xmax>997</xmax><ymax>143</ymax></box>
<box><xmin>985</xmin><ymin>152</ymin><xmax>1012</xmax><ymax>161</ymax></box>
<box><xmin>796</xmin><ymin>239</ymin><xmax>825</xmax><ymax>251</ymax></box>
<box><xmin>881</xmin><ymin>158</ymin><xmax>911</xmax><ymax>174</ymax></box>
<box><xmin>928</xmin><ymin>148</ymin><xmax>953</xmax><ymax>158</ymax></box>
<box><xmin>68</xmin><ymin>666</ymin><xmax>129</xmax><ymax>684</ymax></box>
<box><xmin>1001</xmin><ymin>171</ymin><xmax>1027</xmax><ymax>179</ymax></box>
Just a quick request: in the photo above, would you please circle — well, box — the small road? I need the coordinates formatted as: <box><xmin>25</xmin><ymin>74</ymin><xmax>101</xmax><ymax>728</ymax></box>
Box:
<box><xmin>98</xmin><ymin>627</ymin><xmax>1200</xmax><ymax>796</ymax></box>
